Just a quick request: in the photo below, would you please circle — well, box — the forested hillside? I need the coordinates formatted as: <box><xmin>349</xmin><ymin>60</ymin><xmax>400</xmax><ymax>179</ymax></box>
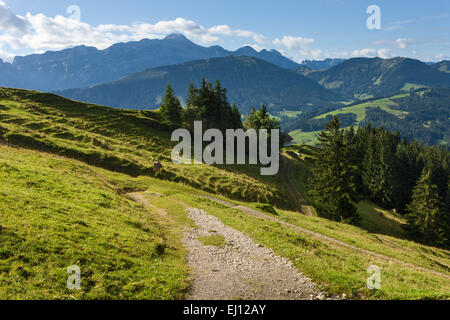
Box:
<box><xmin>307</xmin><ymin>57</ymin><xmax>450</xmax><ymax>99</ymax></box>
<box><xmin>308</xmin><ymin>117</ymin><xmax>449</xmax><ymax>247</ymax></box>
<box><xmin>59</xmin><ymin>56</ymin><xmax>339</xmax><ymax>113</ymax></box>
<box><xmin>282</xmin><ymin>88</ymin><xmax>450</xmax><ymax>146</ymax></box>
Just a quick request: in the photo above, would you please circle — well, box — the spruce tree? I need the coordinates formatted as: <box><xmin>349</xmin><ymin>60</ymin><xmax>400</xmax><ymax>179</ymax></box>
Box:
<box><xmin>309</xmin><ymin>116</ymin><xmax>360</xmax><ymax>224</ymax></box>
<box><xmin>406</xmin><ymin>170</ymin><xmax>446</xmax><ymax>245</ymax></box>
<box><xmin>230</xmin><ymin>103</ymin><xmax>243</xmax><ymax>129</ymax></box>
<box><xmin>186</xmin><ymin>82</ymin><xmax>198</xmax><ymax>107</ymax></box>
<box><xmin>159</xmin><ymin>83</ymin><xmax>183</xmax><ymax>127</ymax></box>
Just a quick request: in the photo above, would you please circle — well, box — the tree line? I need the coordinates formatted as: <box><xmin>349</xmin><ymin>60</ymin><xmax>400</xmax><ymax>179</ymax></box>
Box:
<box><xmin>159</xmin><ymin>79</ymin><xmax>280</xmax><ymax>133</ymax></box>
<box><xmin>309</xmin><ymin>116</ymin><xmax>449</xmax><ymax>247</ymax></box>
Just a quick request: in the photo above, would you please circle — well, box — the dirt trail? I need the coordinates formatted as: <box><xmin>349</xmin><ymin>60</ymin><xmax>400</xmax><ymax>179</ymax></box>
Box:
<box><xmin>184</xmin><ymin>208</ymin><xmax>321</xmax><ymax>300</ymax></box>
<box><xmin>281</xmin><ymin>156</ymin><xmax>315</xmax><ymax>216</ymax></box>
<box><xmin>201</xmin><ymin>195</ymin><xmax>450</xmax><ymax>280</ymax></box>
<box><xmin>128</xmin><ymin>192</ymin><xmax>325</xmax><ymax>300</ymax></box>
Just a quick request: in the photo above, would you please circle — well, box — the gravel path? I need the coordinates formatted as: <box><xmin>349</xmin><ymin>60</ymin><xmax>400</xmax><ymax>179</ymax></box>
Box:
<box><xmin>184</xmin><ymin>208</ymin><xmax>321</xmax><ymax>300</ymax></box>
<box><xmin>201</xmin><ymin>195</ymin><xmax>450</xmax><ymax>280</ymax></box>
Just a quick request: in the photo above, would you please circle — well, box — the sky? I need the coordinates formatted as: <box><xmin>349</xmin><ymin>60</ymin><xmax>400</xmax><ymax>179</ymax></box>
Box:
<box><xmin>0</xmin><ymin>0</ymin><xmax>449</xmax><ymax>63</ymax></box>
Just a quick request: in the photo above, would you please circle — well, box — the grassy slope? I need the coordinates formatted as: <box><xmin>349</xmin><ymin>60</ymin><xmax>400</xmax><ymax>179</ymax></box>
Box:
<box><xmin>288</xmin><ymin>129</ymin><xmax>320</xmax><ymax>146</ymax></box>
<box><xmin>313</xmin><ymin>94</ymin><xmax>410</xmax><ymax>123</ymax></box>
<box><xmin>134</xmin><ymin>179</ymin><xmax>450</xmax><ymax>300</ymax></box>
<box><xmin>0</xmin><ymin>88</ymin><xmax>293</xmax><ymax>209</ymax></box>
<box><xmin>0</xmin><ymin>145</ymin><xmax>190</xmax><ymax>299</ymax></box>
<box><xmin>1</xmin><ymin>88</ymin><xmax>449</xmax><ymax>299</ymax></box>
<box><xmin>288</xmin><ymin>94</ymin><xmax>410</xmax><ymax>145</ymax></box>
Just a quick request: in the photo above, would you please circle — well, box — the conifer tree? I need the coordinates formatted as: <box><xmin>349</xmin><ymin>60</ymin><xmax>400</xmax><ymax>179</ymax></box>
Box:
<box><xmin>406</xmin><ymin>170</ymin><xmax>446</xmax><ymax>245</ymax></box>
<box><xmin>244</xmin><ymin>104</ymin><xmax>279</xmax><ymax>131</ymax></box>
<box><xmin>309</xmin><ymin>116</ymin><xmax>360</xmax><ymax>224</ymax></box>
<box><xmin>230</xmin><ymin>103</ymin><xmax>243</xmax><ymax>129</ymax></box>
<box><xmin>186</xmin><ymin>82</ymin><xmax>198</xmax><ymax>107</ymax></box>
<box><xmin>159</xmin><ymin>83</ymin><xmax>183</xmax><ymax>127</ymax></box>
<box><xmin>182</xmin><ymin>79</ymin><xmax>242</xmax><ymax>131</ymax></box>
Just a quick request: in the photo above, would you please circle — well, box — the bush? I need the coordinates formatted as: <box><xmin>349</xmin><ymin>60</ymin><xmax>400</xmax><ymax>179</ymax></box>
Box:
<box><xmin>256</xmin><ymin>203</ymin><xmax>278</xmax><ymax>215</ymax></box>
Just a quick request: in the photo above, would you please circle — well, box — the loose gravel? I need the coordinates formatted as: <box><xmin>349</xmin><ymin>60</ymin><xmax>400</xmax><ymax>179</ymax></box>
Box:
<box><xmin>183</xmin><ymin>208</ymin><xmax>321</xmax><ymax>300</ymax></box>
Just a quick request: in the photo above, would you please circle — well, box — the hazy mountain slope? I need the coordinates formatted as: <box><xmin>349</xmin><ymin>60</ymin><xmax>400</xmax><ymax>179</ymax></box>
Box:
<box><xmin>300</xmin><ymin>58</ymin><xmax>346</xmax><ymax>70</ymax></box>
<box><xmin>58</xmin><ymin>56</ymin><xmax>340</xmax><ymax>113</ymax></box>
<box><xmin>431</xmin><ymin>60</ymin><xmax>450</xmax><ymax>74</ymax></box>
<box><xmin>308</xmin><ymin>57</ymin><xmax>450</xmax><ymax>99</ymax></box>
<box><xmin>234</xmin><ymin>45</ymin><xmax>300</xmax><ymax>69</ymax></box>
<box><xmin>290</xmin><ymin>65</ymin><xmax>317</xmax><ymax>76</ymax></box>
<box><xmin>0</xmin><ymin>34</ymin><xmax>299</xmax><ymax>92</ymax></box>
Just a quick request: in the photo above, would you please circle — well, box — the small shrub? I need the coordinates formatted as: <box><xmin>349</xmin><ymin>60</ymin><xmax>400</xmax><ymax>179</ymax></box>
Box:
<box><xmin>256</xmin><ymin>203</ymin><xmax>278</xmax><ymax>215</ymax></box>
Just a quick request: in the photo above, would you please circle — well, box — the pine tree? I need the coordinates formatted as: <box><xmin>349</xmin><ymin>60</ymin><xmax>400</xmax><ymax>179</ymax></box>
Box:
<box><xmin>244</xmin><ymin>104</ymin><xmax>279</xmax><ymax>131</ymax></box>
<box><xmin>362</xmin><ymin>129</ymin><xmax>399</xmax><ymax>208</ymax></box>
<box><xmin>309</xmin><ymin>116</ymin><xmax>360</xmax><ymax>224</ymax></box>
<box><xmin>182</xmin><ymin>79</ymin><xmax>242</xmax><ymax>131</ymax></box>
<box><xmin>159</xmin><ymin>83</ymin><xmax>183</xmax><ymax>127</ymax></box>
<box><xmin>406</xmin><ymin>170</ymin><xmax>446</xmax><ymax>245</ymax></box>
<box><xmin>186</xmin><ymin>82</ymin><xmax>198</xmax><ymax>107</ymax></box>
<box><xmin>230</xmin><ymin>103</ymin><xmax>243</xmax><ymax>129</ymax></box>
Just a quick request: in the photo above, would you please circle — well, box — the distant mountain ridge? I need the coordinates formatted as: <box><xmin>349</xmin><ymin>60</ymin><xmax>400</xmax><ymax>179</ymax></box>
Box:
<box><xmin>0</xmin><ymin>33</ymin><xmax>299</xmax><ymax>92</ymax></box>
<box><xmin>300</xmin><ymin>58</ymin><xmax>346</xmax><ymax>70</ymax></box>
<box><xmin>431</xmin><ymin>60</ymin><xmax>450</xmax><ymax>73</ymax></box>
<box><xmin>58</xmin><ymin>56</ymin><xmax>340</xmax><ymax>113</ymax></box>
<box><xmin>307</xmin><ymin>57</ymin><xmax>450</xmax><ymax>99</ymax></box>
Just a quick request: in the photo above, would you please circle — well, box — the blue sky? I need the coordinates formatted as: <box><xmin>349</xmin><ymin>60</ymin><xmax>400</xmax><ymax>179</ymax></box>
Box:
<box><xmin>0</xmin><ymin>0</ymin><xmax>449</xmax><ymax>63</ymax></box>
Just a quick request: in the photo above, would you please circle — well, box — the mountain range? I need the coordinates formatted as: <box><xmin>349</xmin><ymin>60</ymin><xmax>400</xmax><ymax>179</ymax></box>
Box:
<box><xmin>300</xmin><ymin>58</ymin><xmax>346</xmax><ymax>70</ymax></box>
<box><xmin>59</xmin><ymin>56</ymin><xmax>340</xmax><ymax>113</ymax></box>
<box><xmin>307</xmin><ymin>57</ymin><xmax>450</xmax><ymax>99</ymax></box>
<box><xmin>1</xmin><ymin>34</ymin><xmax>450</xmax><ymax>120</ymax></box>
<box><xmin>0</xmin><ymin>33</ymin><xmax>299</xmax><ymax>92</ymax></box>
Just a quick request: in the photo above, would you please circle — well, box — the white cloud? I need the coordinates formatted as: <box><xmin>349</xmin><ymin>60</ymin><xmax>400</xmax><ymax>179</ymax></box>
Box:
<box><xmin>272</xmin><ymin>35</ymin><xmax>320</xmax><ymax>62</ymax></box>
<box><xmin>433</xmin><ymin>53</ymin><xmax>449</xmax><ymax>61</ymax></box>
<box><xmin>0</xmin><ymin>1</ymin><xmax>29</xmax><ymax>35</ymax></box>
<box><xmin>0</xmin><ymin>49</ymin><xmax>14</xmax><ymax>62</ymax></box>
<box><xmin>375</xmin><ymin>38</ymin><xmax>414</xmax><ymax>49</ymax></box>
<box><xmin>395</xmin><ymin>38</ymin><xmax>413</xmax><ymax>49</ymax></box>
<box><xmin>0</xmin><ymin>3</ymin><xmax>267</xmax><ymax>54</ymax></box>
<box><xmin>273</xmin><ymin>35</ymin><xmax>314</xmax><ymax>51</ymax></box>
<box><xmin>351</xmin><ymin>48</ymin><xmax>391</xmax><ymax>59</ymax></box>
<box><xmin>208</xmin><ymin>25</ymin><xmax>265</xmax><ymax>43</ymax></box>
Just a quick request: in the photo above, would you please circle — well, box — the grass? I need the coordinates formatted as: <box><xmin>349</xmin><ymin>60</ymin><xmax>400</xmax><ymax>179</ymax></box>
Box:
<box><xmin>137</xmin><ymin>181</ymin><xmax>450</xmax><ymax>299</ymax></box>
<box><xmin>197</xmin><ymin>235</ymin><xmax>227</xmax><ymax>248</ymax></box>
<box><xmin>356</xmin><ymin>200</ymin><xmax>407</xmax><ymax>239</ymax></box>
<box><xmin>283</xmin><ymin>145</ymin><xmax>315</xmax><ymax>203</ymax></box>
<box><xmin>0</xmin><ymin>145</ymin><xmax>190</xmax><ymax>299</ymax></box>
<box><xmin>401</xmin><ymin>83</ymin><xmax>428</xmax><ymax>92</ymax></box>
<box><xmin>288</xmin><ymin>129</ymin><xmax>320</xmax><ymax>145</ymax></box>
<box><xmin>0</xmin><ymin>87</ymin><xmax>294</xmax><ymax>209</ymax></box>
<box><xmin>1</xmin><ymin>87</ymin><xmax>449</xmax><ymax>300</ymax></box>
<box><xmin>289</xmin><ymin>94</ymin><xmax>413</xmax><ymax>146</ymax></box>
<box><xmin>314</xmin><ymin>94</ymin><xmax>410</xmax><ymax>123</ymax></box>
<box><xmin>277</xmin><ymin>110</ymin><xmax>303</xmax><ymax>118</ymax></box>
<box><xmin>2</xmin><ymin>136</ymin><xmax>449</xmax><ymax>300</ymax></box>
